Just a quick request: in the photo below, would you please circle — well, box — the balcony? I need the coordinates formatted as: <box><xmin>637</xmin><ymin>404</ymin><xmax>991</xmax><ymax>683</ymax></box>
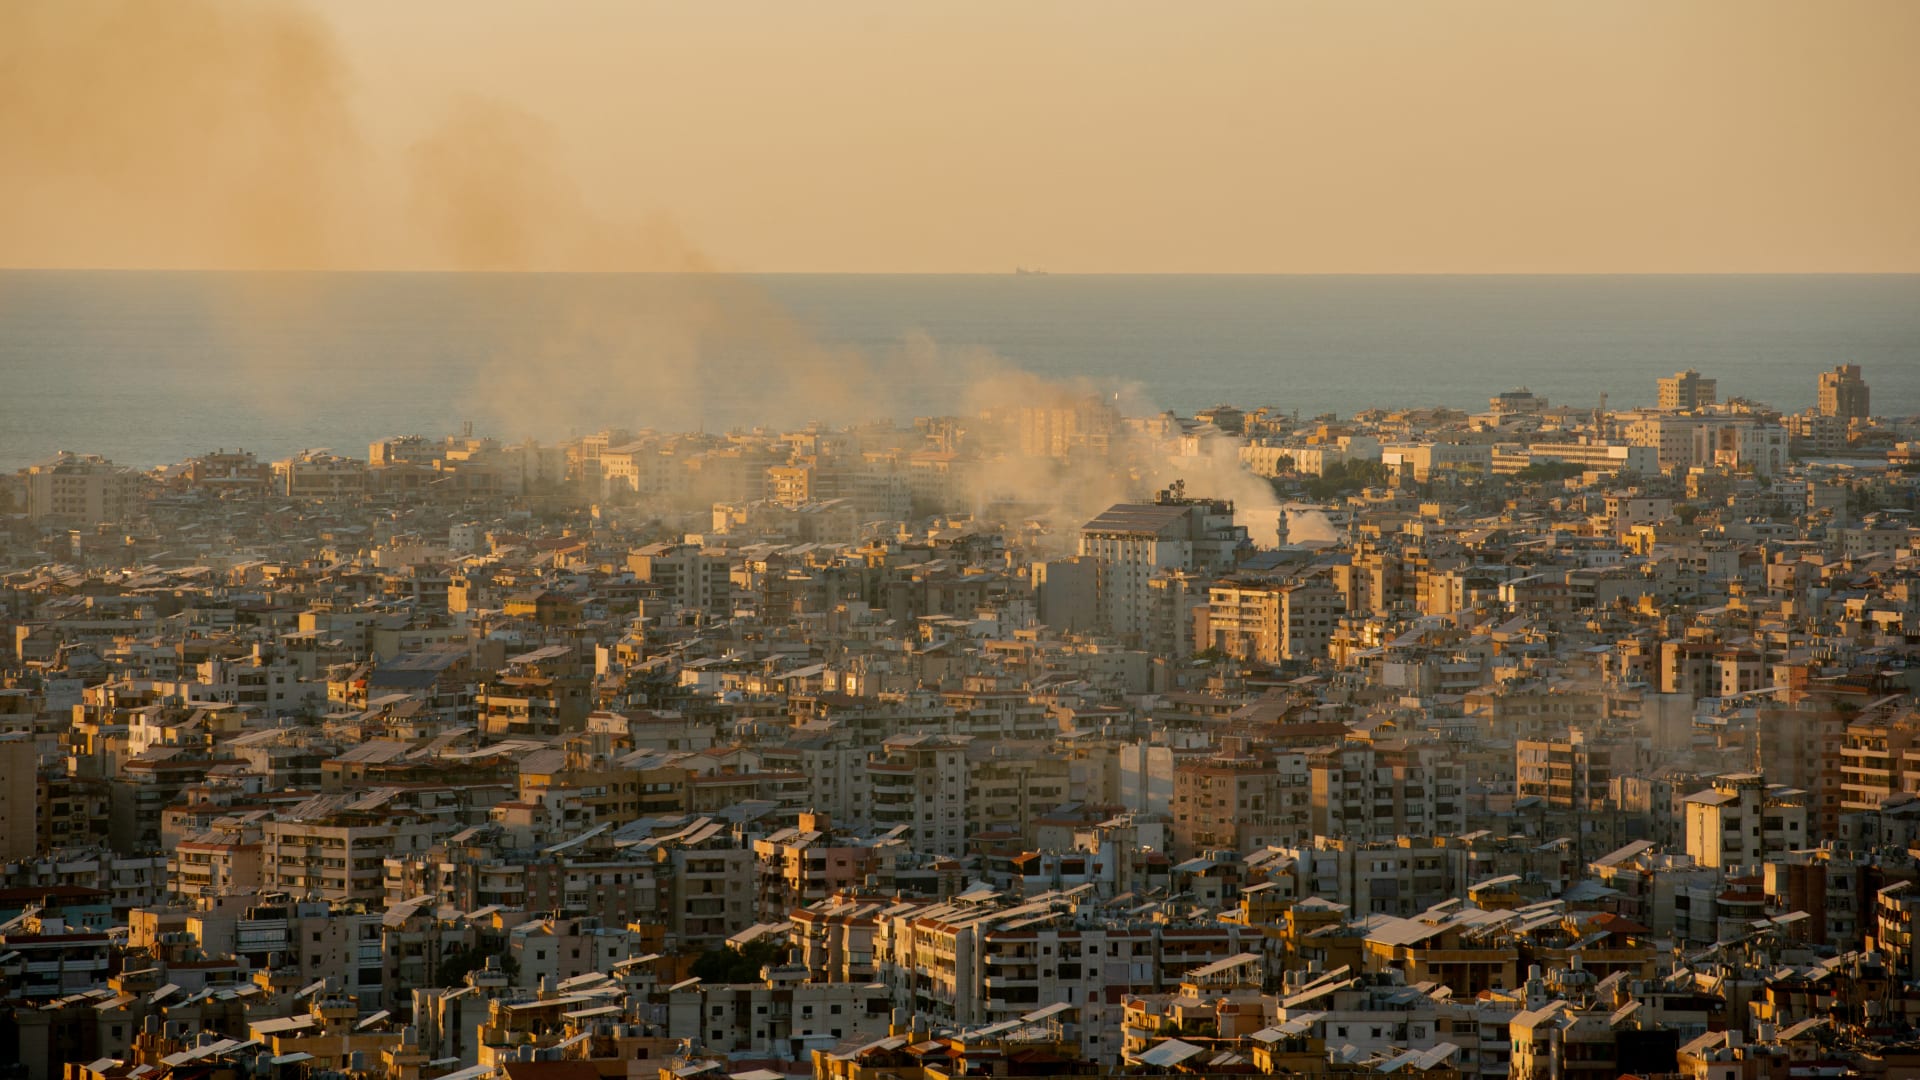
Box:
<box><xmin>985</xmin><ymin>970</ymin><xmax>1040</xmax><ymax>990</ymax></box>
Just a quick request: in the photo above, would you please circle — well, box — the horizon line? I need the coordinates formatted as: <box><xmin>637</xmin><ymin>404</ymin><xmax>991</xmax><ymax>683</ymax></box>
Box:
<box><xmin>4</xmin><ymin>267</ymin><xmax>1920</xmax><ymax>278</ymax></box>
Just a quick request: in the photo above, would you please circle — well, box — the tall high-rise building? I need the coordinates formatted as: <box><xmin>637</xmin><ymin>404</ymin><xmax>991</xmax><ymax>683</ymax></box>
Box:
<box><xmin>1078</xmin><ymin>485</ymin><xmax>1248</xmax><ymax>644</ymax></box>
<box><xmin>1818</xmin><ymin>364</ymin><xmax>1871</xmax><ymax>421</ymax></box>
<box><xmin>1657</xmin><ymin>369</ymin><xmax>1716</xmax><ymax>412</ymax></box>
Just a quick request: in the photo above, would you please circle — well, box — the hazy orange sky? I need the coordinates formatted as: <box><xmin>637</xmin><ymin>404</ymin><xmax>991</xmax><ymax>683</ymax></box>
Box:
<box><xmin>5</xmin><ymin>0</ymin><xmax>1919</xmax><ymax>273</ymax></box>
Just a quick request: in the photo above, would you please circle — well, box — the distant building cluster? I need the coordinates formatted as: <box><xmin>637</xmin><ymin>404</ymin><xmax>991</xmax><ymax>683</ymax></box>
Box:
<box><xmin>1</xmin><ymin>363</ymin><xmax>1920</xmax><ymax>1080</ymax></box>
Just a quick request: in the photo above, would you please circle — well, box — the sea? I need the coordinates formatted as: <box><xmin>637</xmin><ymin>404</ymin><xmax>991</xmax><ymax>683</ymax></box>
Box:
<box><xmin>2</xmin><ymin>271</ymin><xmax>1917</xmax><ymax>471</ymax></box>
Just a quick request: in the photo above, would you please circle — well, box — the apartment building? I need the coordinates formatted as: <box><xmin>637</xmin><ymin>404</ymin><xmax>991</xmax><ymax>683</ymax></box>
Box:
<box><xmin>273</xmin><ymin>451</ymin><xmax>369</xmax><ymax>498</ymax></box>
<box><xmin>1839</xmin><ymin>714</ymin><xmax>1920</xmax><ymax>812</ymax></box>
<box><xmin>1078</xmin><ymin>489</ymin><xmax>1248</xmax><ymax>644</ymax></box>
<box><xmin>169</xmin><ymin>818</ymin><xmax>266</xmax><ymax>900</ymax></box>
<box><xmin>0</xmin><ymin>732</ymin><xmax>37</xmax><ymax>861</ymax></box>
<box><xmin>652</xmin><ymin>840</ymin><xmax>754</xmax><ymax>954</ymax></box>
<box><xmin>20</xmin><ymin>452</ymin><xmax>143</xmax><ymax>523</ymax></box>
<box><xmin>1171</xmin><ymin>752</ymin><xmax>1312</xmax><ymax>858</ymax></box>
<box><xmin>1657</xmin><ymin>369</ymin><xmax>1717</xmax><ymax>412</ymax></box>
<box><xmin>629</xmin><ymin>543</ymin><xmax>735</xmax><ymax>619</ymax></box>
<box><xmin>1683</xmin><ymin>774</ymin><xmax>1809</xmax><ymax>871</ymax></box>
<box><xmin>1308</xmin><ymin>739</ymin><xmax>1467</xmax><ymax>842</ymax></box>
<box><xmin>866</xmin><ymin>734</ymin><xmax>971</xmax><ymax>857</ymax></box>
<box><xmin>186</xmin><ymin>900</ymin><xmax>385</xmax><ymax>1004</ymax></box>
<box><xmin>667</xmin><ymin>970</ymin><xmax>894</xmax><ymax>1059</ymax></box>
<box><xmin>1818</xmin><ymin>364</ymin><xmax>1870</xmax><ymax>422</ymax></box>
<box><xmin>1205</xmin><ymin>577</ymin><xmax>1344</xmax><ymax>665</ymax></box>
<box><xmin>966</xmin><ymin>750</ymin><xmax>1071</xmax><ymax>846</ymax></box>
<box><xmin>1382</xmin><ymin>441</ymin><xmax>1494</xmax><ymax>482</ymax></box>
<box><xmin>1515</xmin><ymin>732</ymin><xmax>1638</xmax><ymax>811</ymax></box>
<box><xmin>752</xmin><ymin>812</ymin><xmax>887</xmax><ymax>920</ymax></box>
<box><xmin>261</xmin><ymin>802</ymin><xmax>448</xmax><ymax>904</ymax></box>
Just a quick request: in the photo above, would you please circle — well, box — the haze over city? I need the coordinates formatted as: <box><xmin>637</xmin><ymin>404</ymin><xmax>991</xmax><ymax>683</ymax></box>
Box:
<box><xmin>4</xmin><ymin>0</ymin><xmax>1919</xmax><ymax>274</ymax></box>
<box><xmin>6</xmin><ymin>5</ymin><xmax>1920</xmax><ymax>1080</ymax></box>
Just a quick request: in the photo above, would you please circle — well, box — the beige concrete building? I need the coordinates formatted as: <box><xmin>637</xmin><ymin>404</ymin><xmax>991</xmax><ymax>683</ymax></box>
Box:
<box><xmin>1818</xmin><ymin>363</ymin><xmax>1870</xmax><ymax>421</ymax></box>
<box><xmin>1172</xmin><ymin>752</ymin><xmax>1313</xmax><ymax>857</ymax></box>
<box><xmin>0</xmin><ymin>732</ymin><xmax>37</xmax><ymax>861</ymax></box>
<box><xmin>1382</xmin><ymin>441</ymin><xmax>1493</xmax><ymax>481</ymax></box>
<box><xmin>752</xmin><ymin>812</ymin><xmax>886</xmax><ymax>920</ymax></box>
<box><xmin>169</xmin><ymin>819</ymin><xmax>266</xmax><ymax>900</ymax></box>
<box><xmin>1307</xmin><ymin>739</ymin><xmax>1467</xmax><ymax>842</ymax></box>
<box><xmin>262</xmin><ymin>808</ymin><xmax>445</xmax><ymax>904</ymax></box>
<box><xmin>629</xmin><ymin>542</ymin><xmax>735</xmax><ymax>618</ymax></box>
<box><xmin>20</xmin><ymin>451</ymin><xmax>142</xmax><ymax>523</ymax></box>
<box><xmin>1205</xmin><ymin>577</ymin><xmax>1344</xmax><ymax>664</ymax></box>
<box><xmin>967</xmin><ymin>751</ymin><xmax>1071</xmax><ymax>846</ymax></box>
<box><xmin>866</xmin><ymin>733</ymin><xmax>971</xmax><ymax>857</ymax></box>
<box><xmin>1078</xmin><ymin>492</ymin><xmax>1247</xmax><ymax>644</ymax></box>
<box><xmin>1683</xmin><ymin>773</ymin><xmax>1808</xmax><ymax>870</ymax></box>
<box><xmin>1515</xmin><ymin>732</ymin><xmax>1637</xmax><ymax>811</ymax></box>
<box><xmin>1657</xmin><ymin>368</ymin><xmax>1717</xmax><ymax>411</ymax></box>
<box><xmin>272</xmin><ymin>450</ymin><xmax>369</xmax><ymax>498</ymax></box>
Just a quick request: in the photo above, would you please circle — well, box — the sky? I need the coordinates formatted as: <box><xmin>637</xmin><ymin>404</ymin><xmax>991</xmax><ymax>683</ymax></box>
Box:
<box><xmin>4</xmin><ymin>0</ymin><xmax>1919</xmax><ymax>273</ymax></box>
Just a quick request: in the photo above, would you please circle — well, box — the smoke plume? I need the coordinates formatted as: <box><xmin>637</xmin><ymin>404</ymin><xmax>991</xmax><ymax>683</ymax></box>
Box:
<box><xmin>4</xmin><ymin>0</ymin><xmax>1291</xmax><ymax>549</ymax></box>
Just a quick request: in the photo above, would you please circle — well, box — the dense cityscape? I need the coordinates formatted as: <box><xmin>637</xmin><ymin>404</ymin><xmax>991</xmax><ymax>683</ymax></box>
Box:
<box><xmin>0</xmin><ymin>362</ymin><xmax>1915</xmax><ymax>1080</ymax></box>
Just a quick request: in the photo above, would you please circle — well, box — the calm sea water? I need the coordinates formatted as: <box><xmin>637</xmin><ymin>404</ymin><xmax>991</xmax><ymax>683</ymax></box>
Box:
<box><xmin>2</xmin><ymin>271</ymin><xmax>1916</xmax><ymax>471</ymax></box>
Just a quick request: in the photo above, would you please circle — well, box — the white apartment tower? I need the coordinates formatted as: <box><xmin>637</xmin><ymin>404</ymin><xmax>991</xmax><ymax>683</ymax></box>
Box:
<box><xmin>1078</xmin><ymin>485</ymin><xmax>1248</xmax><ymax>645</ymax></box>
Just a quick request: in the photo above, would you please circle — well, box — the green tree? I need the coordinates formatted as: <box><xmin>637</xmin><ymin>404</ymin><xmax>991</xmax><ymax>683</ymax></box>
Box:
<box><xmin>1513</xmin><ymin>461</ymin><xmax>1588</xmax><ymax>483</ymax></box>
<box><xmin>1303</xmin><ymin>459</ymin><xmax>1393</xmax><ymax>499</ymax></box>
<box><xmin>436</xmin><ymin>944</ymin><xmax>517</xmax><ymax>986</ymax></box>
<box><xmin>691</xmin><ymin>939</ymin><xmax>787</xmax><ymax>983</ymax></box>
